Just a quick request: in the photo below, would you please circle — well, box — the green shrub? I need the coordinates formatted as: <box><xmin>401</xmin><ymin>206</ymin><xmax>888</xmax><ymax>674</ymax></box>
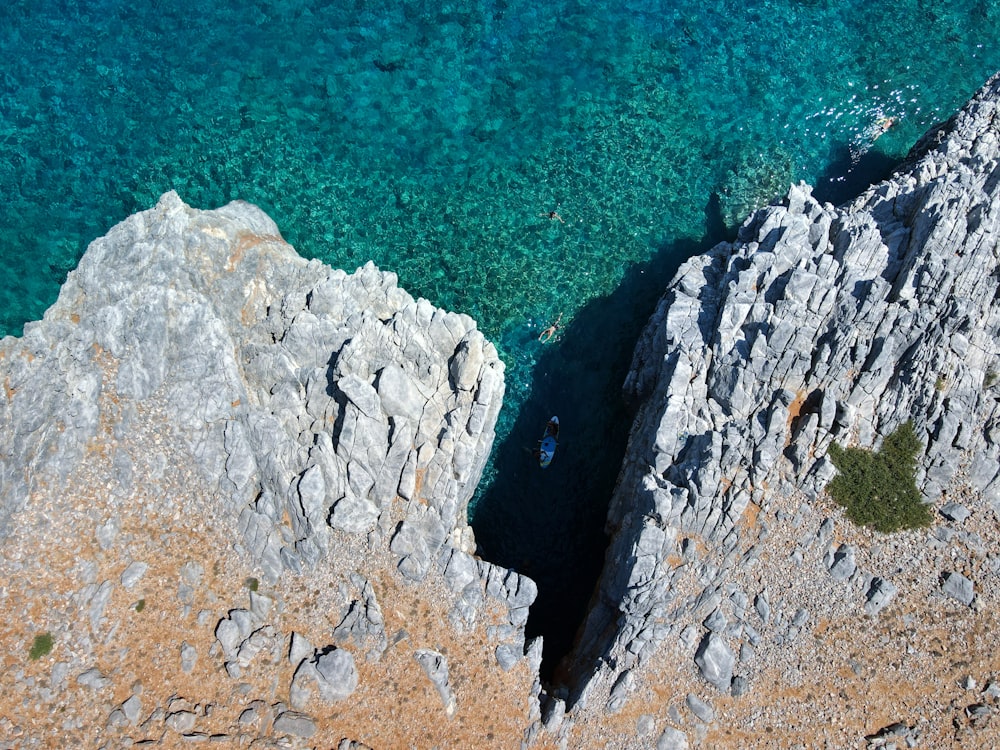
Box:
<box><xmin>245</xmin><ymin>577</ymin><xmax>259</xmax><ymax>592</ymax></box>
<box><xmin>826</xmin><ymin>421</ymin><xmax>933</xmax><ymax>533</ymax></box>
<box><xmin>29</xmin><ymin>632</ymin><xmax>54</xmax><ymax>660</ymax></box>
<box><xmin>134</xmin><ymin>599</ymin><xmax>145</xmax><ymax>612</ymax></box>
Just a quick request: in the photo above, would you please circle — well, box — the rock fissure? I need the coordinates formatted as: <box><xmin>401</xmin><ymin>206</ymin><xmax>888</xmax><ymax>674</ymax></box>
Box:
<box><xmin>7</xmin><ymin>73</ymin><xmax>1000</xmax><ymax>749</ymax></box>
<box><xmin>559</xmin><ymin>72</ymin><xmax>1000</xmax><ymax>749</ymax></box>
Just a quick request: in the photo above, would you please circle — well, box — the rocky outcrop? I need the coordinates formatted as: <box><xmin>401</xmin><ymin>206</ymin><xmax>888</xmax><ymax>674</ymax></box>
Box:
<box><xmin>1</xmin><ymin>193</ymin><xmax>499</xmax><ymax>552</ymax></box>
<box><xmin>0</xmin><ymin>193</ymin><xmax>540</xmax><ymax>747</ymax></box>
<box><xmin>566</xmin><ymin>71</ymin><xmax>1000</xmax><ymax>725</ymax></box>
<box><xmin>9</xmin><ymin>71</ymin><xmax>1000</xmax><ymax>748</ymax></box>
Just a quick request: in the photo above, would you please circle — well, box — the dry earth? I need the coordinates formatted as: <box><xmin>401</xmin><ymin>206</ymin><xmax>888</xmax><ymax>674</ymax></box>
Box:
<box><xmin>561</xmin><ymin>418</ymin><xmax>1000</xmax><ymax>749</ymax></box>
<box><xmin>4</xmin><ymin>338</ymin><xmax>999</xmax><ymax>750</ymax></box>
<box><xmin>0</xmin><ymin>349</ymin><xmax>539</xmax><ymax>749</ymax></box>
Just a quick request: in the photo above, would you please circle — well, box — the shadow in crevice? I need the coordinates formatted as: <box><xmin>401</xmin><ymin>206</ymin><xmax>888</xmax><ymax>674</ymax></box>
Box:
<box><xmin>469</xmin><ymin>193</ymin><xmax>733</xmax><ymax>684</ymax></box>
<box><xmin>813</xmin><ymin>142</ymin><xmax>902</xmax><ymax>207</ymax></box>
<box><xmin>467</xmin><ymin>141</ymin><xmax>907</xmax><ymax>689</ymax></box>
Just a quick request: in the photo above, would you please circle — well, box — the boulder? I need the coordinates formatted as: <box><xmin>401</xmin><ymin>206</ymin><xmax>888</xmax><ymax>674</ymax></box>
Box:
<box><xmin>290</xmin><ymin>647</ymin><xmax>359</xmax><ymax>708</ymax></box>
<box><xmin>827</xmin><ymin>544</ymin><xmax>857</xmax><ymax>582</ymax></box>
<box><xmin>272</xmin><ymin>710</ymin><xmax>317</xmax><ymax>738</ymax></box>
<box><xmin>694</xmin><ymin>633</ymin><xmax>735</xmax><ymax>691</ymax></box>
<box><xmin>941</xmin><ymin>571</ymin><xmax>975</xmax><ymax>606</ymax></box>
<box><xmin>864</xmin><ymin>577</ymin><xmax>899</xmax><ymax>616</ymax></box>
<box><xmin>414</xmin><ymin>649</ymin><xmax>456</xmax><ymax>717</ymax></box>
<box><xmin>657</xmin><ymin>727</ymin><xmax>689</xmax><ymax>750</ymax></box>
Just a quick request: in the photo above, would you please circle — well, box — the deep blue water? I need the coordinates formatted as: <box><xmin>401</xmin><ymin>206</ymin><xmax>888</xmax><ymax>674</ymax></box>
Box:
<box><xmin>2</xmin><ymin>0</ymin><xmax>999</xmax><ymax>676</ymax></box>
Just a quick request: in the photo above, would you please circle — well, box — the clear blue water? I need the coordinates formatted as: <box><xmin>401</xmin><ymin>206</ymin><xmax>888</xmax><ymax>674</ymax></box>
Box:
<box><xmin>3</xmin><ymin>0</ymin><xmax>999</xmax><ymax>675</ymax></box>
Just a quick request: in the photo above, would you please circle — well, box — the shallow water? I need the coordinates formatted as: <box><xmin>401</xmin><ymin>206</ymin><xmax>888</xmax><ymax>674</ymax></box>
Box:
<box><xmin>2</xmin><ymin>0</ymin><xmax>998</xmax><ymax>676</ymax></box>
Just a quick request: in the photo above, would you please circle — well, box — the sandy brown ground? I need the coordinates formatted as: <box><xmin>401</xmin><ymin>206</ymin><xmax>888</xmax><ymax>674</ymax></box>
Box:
<box><xmin>4</xmin><ymin>354</ymin><xmax>999</xmax><ymax>749</ymax></box>
<box><xmin>560</xmin><ymin>462</ymin><xmax>1000</xmax><ymax>749</ymax></box>
<box><xmin>0</xmin><ymin>352</ymin><xmax>540</xmax><ymax>749</ymax></box>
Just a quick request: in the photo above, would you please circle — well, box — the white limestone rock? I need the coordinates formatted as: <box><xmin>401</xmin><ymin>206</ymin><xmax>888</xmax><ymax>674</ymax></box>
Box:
<box><xmin>290</xmin><ymin>647</ymin><xmax>359</xmax><ymax>708</ymax></box>
<box><xmin>694</xmin><ymin>633</ymin><xmax>735</xmax><ymax>692</ymax></box>
<box><xmin>570</xmin><ymin>72</ymin><xmax>1000</xmax><ymax>712</ymax></box>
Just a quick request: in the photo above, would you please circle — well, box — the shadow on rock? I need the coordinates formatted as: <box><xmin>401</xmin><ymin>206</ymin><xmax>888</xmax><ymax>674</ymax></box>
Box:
<box><xmin>470</xmin><ymin>195</ymin><xmax>733</xmax><ymax>684</ymax></box>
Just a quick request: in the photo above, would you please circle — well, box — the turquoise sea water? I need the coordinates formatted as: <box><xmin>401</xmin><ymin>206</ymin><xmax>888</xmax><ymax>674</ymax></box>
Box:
<box><xmin>3</xmin><ymin>0</ymin><xmax>999</xmax><ymax>676</ymax></box>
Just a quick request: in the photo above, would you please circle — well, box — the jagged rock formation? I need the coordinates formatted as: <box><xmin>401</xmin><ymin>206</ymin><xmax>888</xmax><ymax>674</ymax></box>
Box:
<box><xmin>0</xmin><ymin>193</ymin><xmax>540</xmax><ymax>747</ymax></box>
<box><xmin>561</xmin><ymin>73</ymin><xmax>1000</xmax><ymax>747</ymax></box>
<box><xmin>3</xmin><ymin>190</ymin><xmax>502</xmax><ymax>568</ymax></box>
<box><xmin>8</xmin><ymin>71</ymin><xmax>1000</xmax><ymax>749</ymax></box>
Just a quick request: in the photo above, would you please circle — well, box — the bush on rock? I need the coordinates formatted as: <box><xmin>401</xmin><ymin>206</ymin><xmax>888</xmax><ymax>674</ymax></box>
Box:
<box><xmin>826</xmin><ymin>421</ymin><xmax>933</xmax><ymax>533</ymax></box>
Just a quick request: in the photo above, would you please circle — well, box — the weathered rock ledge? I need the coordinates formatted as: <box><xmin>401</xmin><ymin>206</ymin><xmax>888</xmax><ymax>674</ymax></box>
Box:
<box><xmin>560</xmin><ymin>73</ymin><xmax>1000</xmax><ymax>747</ymax></box>
<box><xmin>0</xmin><ymin>193</ymin><xmax>541</xmax><ymax>747</ymax></box>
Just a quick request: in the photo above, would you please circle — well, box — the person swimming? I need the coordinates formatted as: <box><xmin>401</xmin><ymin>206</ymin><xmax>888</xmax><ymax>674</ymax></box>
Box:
<box><xmin>874</xmin><ymin>115</ymin><xmax>897</xmax><ymax>139</ymax></box>
<box><xmin>850</xmin><ymin>114</ymin><xmax>900</xmax><ymax>165</ymax></box>
<box><xmin>538</xmin><ymin>313</ymin><xmax>563</xmax><ymax>342</ymax></box>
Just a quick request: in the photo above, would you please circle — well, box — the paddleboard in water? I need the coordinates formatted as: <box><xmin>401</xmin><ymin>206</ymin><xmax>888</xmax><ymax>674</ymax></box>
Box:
<box><xmin>538</xmin><ymin>416</ymin><xmax>559</xmax><ymax>468</ymax></box>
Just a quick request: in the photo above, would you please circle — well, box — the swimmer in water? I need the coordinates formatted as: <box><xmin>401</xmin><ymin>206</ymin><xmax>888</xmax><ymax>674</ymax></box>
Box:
<box><xmin>873</xmin><ymin>116</ymin><xmax>897</xmax><ymax>139</ymax></box>
<box><xmin>538</xmin><ymin>313</ymin><xmax>563</xmax><ymax>343</ymax></box>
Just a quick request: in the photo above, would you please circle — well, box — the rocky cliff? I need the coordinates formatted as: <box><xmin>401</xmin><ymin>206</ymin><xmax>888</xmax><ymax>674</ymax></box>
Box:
<box><xmin>559</xmin><ymin>73</ymin><xmax>1000</xmax><ymax>748</ymax></box>
<box><xmin>7</xmin><ymin>72</ymin><xmax>1000</xmax><ymax>749</ymax></box>
<box><xmin>0</xmin><ymin>193</ymin><xmax>541</xmax><ymax>747</ymax></box>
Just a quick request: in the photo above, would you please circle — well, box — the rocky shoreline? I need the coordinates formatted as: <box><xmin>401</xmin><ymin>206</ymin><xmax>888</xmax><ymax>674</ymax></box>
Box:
<box><xmin>4</xmin><ymin>73</ymin><xmax>1000</xmax><ymax>748</ymax></box>
<box><xmin>559</xmin><ymin>72</ymin><xmax>1000</xmax><ymax>748</ymax></box>
<box><xmin>0</xmin><ymin>194</ymin><xmax>540</xmax><ymax>747</ymax></box>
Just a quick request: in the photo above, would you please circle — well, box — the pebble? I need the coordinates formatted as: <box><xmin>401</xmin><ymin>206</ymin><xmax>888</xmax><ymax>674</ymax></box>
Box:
<box><xmin>181</xmin><ymin>641</ymin><xmax>198</xmax><ymax>673</ymax></box>
<box><xmin>657</xmin><ymin>726</ymin><xmax>689</xmax><ymax>750</ymax></box>
<box><xmin>122</xmin><ymin>695</ymin><xmax>142</xmax><ymax>723</ymax></box>
<box><xmin>636</xmin><ymin>713</ymin><xmax>656</xmax><ymax>736</ymax></box>
<box><xmin>941</xmin><ymin>571</ymin><xmax>975</xmax><ymax>606</ymax></box>
<box><xmin>120</xmin><ymin>561</ymin><xmax>148</xmax><ymax>590</ymax></box>
<box><xmin>77</xmin><ymin>668</ymin><xmax>111</xmax><ymax>691</ymax></box>
<box><xmin>166</xmin><ymin>711</ymin><xmax>197</xmax><ymax>734</ymax></box>
<box><xmin>940</xmin><ymin>502</ymin><xmax>971</xmax><ymax>523</ymax></box>
<box><xmin>685</xmin><ymin>692</ymin><xmax>714</xmax><ymax>722</ymax></box>
<box><xmin>272</xmin><ymin>710</ymin><xmax>317</xmax><ymax>738</ymax></box>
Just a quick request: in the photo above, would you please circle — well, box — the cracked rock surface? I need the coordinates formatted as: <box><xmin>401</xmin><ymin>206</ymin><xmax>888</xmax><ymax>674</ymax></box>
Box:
<box><xmin>0</xmin><ymin>193</ymin><xmax>540</xmax><ymax>748</ymax></box>
<box><xmin>561</xmin><ymin>73</ymin><xmax>1000</xmax><ymax>749</ymax></box>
